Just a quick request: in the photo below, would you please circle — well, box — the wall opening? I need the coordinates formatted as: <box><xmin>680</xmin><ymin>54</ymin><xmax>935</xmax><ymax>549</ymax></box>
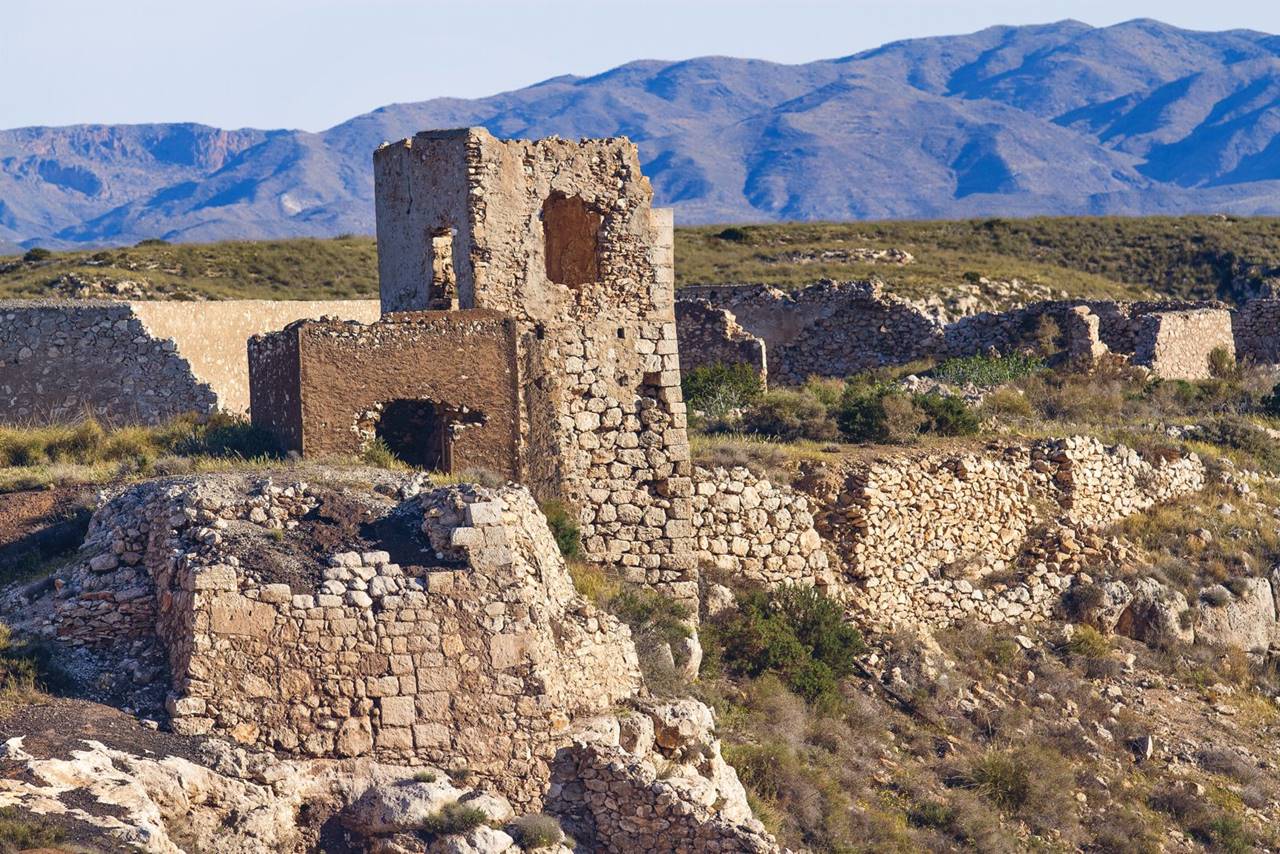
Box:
<box><xmin>377</xmin><ymin>399</ymin><xmax>448</xmax><ymax>470</ymax></box>
<box><xmin>429</xmin><ymin>228</ymin><xmax>458</xmax><ymax>310</ymax></box>
<box><xmin>542</xmin><ymin>193</ymin><xmax>601</xmax><ymax>286</ymax></box>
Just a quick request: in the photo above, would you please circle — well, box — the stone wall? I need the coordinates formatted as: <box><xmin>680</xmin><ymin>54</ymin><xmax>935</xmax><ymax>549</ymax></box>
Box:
<box><xmin>0</xmin><ymin>300</ymin><xmax>217</xmax><ymax>424</ymax></box>
<box><xmin>0</xmin><ymin>299</ymin><xmax>379</xmax><ymax>424</ymax></box>
<box><xmin>249</xmin><ymin>311</ymin><xmax>521</xmax><ymax>476</ymax></box>
<box><xmin>1132</xmin><ymin>308</ymin><xmax>1234</xmax><ymax>380</ymax></box>
<box><xmin>679</xmin><ymin>281</ymin><xmax>940</xmax><ymax>384</ymax></box>
<box><xmin>677</xmin><ymin>283</ymin><xmax>1245</xmax><ymax>385</ymax></box>
<box><xmin>796</xmin><ymin>437</ymin><xmax>1205</xmax><ymax>629</ymax></box>
<box><xmin>690</xmin><ymin>465</ymin><xmax>834</xmax><ymax>589</ymax></box>
<box><xmin>675</xmin><ymin>300</ymin><xmax>767</xmax><ymax>386</ymax></box>
<box><xmin>54</xmin><ymin>475</ymin><xmax>643</xmax><ymax>808</ymax></box>
<box><xmin>1232</xmin><ymin>299</ymin><xmax>1280</xmax><ymax>363</ymax></box>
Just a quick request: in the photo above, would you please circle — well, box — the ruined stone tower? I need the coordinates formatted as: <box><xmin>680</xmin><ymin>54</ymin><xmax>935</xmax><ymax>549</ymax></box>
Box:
<box><xmin>252</xmin><ymin>128</ymin><xmax>695</xmax><ymax>603</ymax></box>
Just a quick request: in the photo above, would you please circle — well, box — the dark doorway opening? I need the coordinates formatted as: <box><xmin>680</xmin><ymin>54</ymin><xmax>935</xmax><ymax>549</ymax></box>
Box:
<box><xmin>376</xmin><ymin>399</ymin><xmax>448</xmax><ymax>470</ymax></box>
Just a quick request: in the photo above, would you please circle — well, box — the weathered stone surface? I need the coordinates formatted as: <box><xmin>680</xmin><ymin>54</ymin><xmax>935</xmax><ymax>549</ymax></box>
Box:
<box><xmin>1197</xmin><ymin>578</ymin><xmax>1276</xmax><ymax>652</ymax></box>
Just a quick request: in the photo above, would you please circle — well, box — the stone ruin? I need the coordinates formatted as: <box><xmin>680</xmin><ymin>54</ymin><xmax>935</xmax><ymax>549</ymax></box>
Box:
<box><xmin>249</xmin><ymin>128</ymin><xmax>697</xmax><ymax>610</ymax></box>
<box><xmin>676</xmin><ymin>280</ymin><xmax>1253</xmax><ymax>384</ymax></box>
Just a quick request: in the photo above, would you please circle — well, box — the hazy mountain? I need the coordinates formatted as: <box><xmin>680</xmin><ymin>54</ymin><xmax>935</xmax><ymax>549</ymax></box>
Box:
<box><xmin>6</xmin><ymin>18</ymin><xmax>1280</xmax><ymax>248</ymax></box>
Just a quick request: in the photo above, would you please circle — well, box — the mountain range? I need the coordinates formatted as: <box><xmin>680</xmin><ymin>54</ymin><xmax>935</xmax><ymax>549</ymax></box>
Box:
<box><xmin>7</xmin><ymin>18</ymin><xmax>1280</xmax><ymax>249</ymax></box>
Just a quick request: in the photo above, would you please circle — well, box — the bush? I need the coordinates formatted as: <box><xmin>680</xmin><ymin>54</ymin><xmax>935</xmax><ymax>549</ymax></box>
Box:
<box><xmin>1208</xmin><ymin>346</ymin><xmax>1239</xmax><ymax>381</ymax></box>
<box><xmin>707</xmin><ymin>585</ymin><xmax>864</xmax><ymax>704</ymax></box>
<box><xmin>915</xmin><ymin>393</ymin><xmax>980</xmax><ymax>436</ymax></box>
<box><xmin>0</xmin><ymin>806</ymin><xmax>64</xmax><ymax>851</ymax></box>
<box><xmin>135</xmin><ymin>238</ymin><xmax>170</xmax><ymax>247</ymax></box>
<box><xmin>933</xmin><ymin>352</ymin><xmax>1045</xmax><ymax>388</ymax></box>
<box><xmin>740</xmin><ymin>389</ymin><xmax>839</xmax><ymax>442</ymax></box>
<box><xmin>963</xmin><ymin>750</ymin><xmax>1031</xmax><ymax>811</ymax></box>
<box><xmin>510</xmin><ymin>814</ymin><xmax>564</xmax><ymax>849</ymax></box>
<box><xmin>682</xmin><ymin>362</ymin><xmax>763</xmax><ymax>416</ymax></box>
<box><xmin>539</xmin><ymin>500</ymin><xmax>581</xmax><ymax>560</ymax></box>
<box><xmin>21</xmin><ymin>247</ymin><xmax>51</xmax><ymax>263</ymax></box>
<box><xmin>361</xmin><ymin>437</ymin><xmax>406</xmax><ymax>469</ymax></box>
<box><xmin>1065</xmin><ymin>625</ymin><xmax>1111</xmax><ymax>660</ymax></box>
<box><xmin>1195</xmin><ymin>416</ymin><xmax>1280</xmax><ymax>472</ymax></box>
<box><xmin>420</xmin><ymin>801</ymin><xmax>488</xmax><ymax>837</ymax></box>
<box><xmin>714</xmin><ymin>227</ymin><xmax>753</xmax><ymax>243</ymax></box>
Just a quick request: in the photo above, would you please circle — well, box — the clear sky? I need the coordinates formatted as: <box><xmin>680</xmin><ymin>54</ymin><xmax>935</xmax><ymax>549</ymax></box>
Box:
<box><xmin>3</xmin><ymin>0</ymin><xmax>1279</xmax><ymax>132</ymax></box>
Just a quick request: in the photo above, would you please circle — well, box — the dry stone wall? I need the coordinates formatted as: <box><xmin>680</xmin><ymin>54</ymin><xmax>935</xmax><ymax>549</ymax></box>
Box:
<box><xmin>1132</xmin><ymin>308</ymin><xmax>1234</xmax><ymax>380</ymax></box>
<box><xmin>1233</xmin><ymin>299</ymin><xmax>1280</xmax><ymax>363</ymax></box>
<box><xmin>677</xmin><ymin>282</ymin><xmax>1250</xmax><ymax>385</ymax></box>
<box><xmin>691</xmin><ymin>465</ymin><xmax>834</xmax><ymax>589</ymax></box>
<box><xmin>52</xmin><ymin>474</ymin><xmax>643</xmax><ymax>808</ymax></box>
<box><xmin>793</xmin><ymin>437</ymin><xmax>1206</xmax><ymax>629</ymax></box>
<box><xmin>674</xmin><ymin>300</ymin><xmax>767</xmax><ymax>385</ymax></box>
<box><xmin>0</xmin><ymin>299</ymin><xmax>379</xmax><ymax>424</ymax></box>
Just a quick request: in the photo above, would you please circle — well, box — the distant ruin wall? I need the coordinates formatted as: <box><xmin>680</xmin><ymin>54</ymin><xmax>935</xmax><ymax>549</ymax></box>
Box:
<box><xmin>0</xmin><ymin>300</ymin><xmax>217</xmax><ymax>425</ymax></box>
<box><xmin>1232</xmin><ymin>299</ymin><xmax>1280</xmax><ymax>364</ymax></box>
<box><xmin>1132</xmin><ymin>308</ymin><xmax>1234</xmax><ymax>380</ymax></box>
<box><xmin>677</xmin><ymin>283</ymin><xmax>1240</xmax><ymax>383</ymax></box>
<box><xmin>0</xmin><ymin>299</ymin><xmax>380</xmax><ymax>425</ymax></box>
<box><xmin>674</xmin><ymin>301</ymin><xmax>766</xmax><ymax>385</ymax></box>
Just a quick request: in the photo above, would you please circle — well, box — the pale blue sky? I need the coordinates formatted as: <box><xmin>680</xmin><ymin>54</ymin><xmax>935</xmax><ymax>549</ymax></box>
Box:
<box><xmin>3</xmin><ymin>0</ymin><xmax>1279</xmax><ymax>131</ymax></box>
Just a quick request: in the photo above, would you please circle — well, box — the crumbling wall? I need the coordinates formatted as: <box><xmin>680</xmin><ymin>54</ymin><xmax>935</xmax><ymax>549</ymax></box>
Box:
<box><xmin>0</xmin><ymin>300</ymin><xmax>217</xmax><ymax>424</ymax></box>
<box><xmin>1232</xmin><ymin>299</ymin><xmax>1280</xmax><ymax>363</ymax></box>
<box><xmin>678</xmin><ymin>281</ymin><xmax>940</xmax><ymax>384</ymax></box>
<box><xmin>691</xmin><ymin>465</ymin><xmax>833</xmax><ymax>589</ymax></box>
<box><xmin>799</xmin><ymin>437</ymin><xmax>1205</xmax><ymax>628</ymax></box>
<box><xmin>675</xmin><ymin>300</ymin><xmax>767</xmax><ymax>386</ymax></box>
<box><xmin>374</xmin><ymin>129</ymin><xmax>696</xmax><ymax>609</ymax></box>
<box><xmin>249</xmin><ymin>311</ymin><xmax>520</xmax><ymax>477</ymax></box>
<box><xmin>0</xmin><ymin>299</ymin><xmax>380</xmax><ymax>424</ymax></box>
<box><xmin>1131</xmin><ymin>308</ymin><xmax>1234</xmax><ymax>380</ymax></box>
<box><xmin>54</xmin><ymin>476</ymin><xmax>643</xmax><ymax>809</ymax></box>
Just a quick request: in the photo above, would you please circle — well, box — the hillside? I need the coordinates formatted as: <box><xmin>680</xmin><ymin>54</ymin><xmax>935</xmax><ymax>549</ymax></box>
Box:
<box><xmin>5</xmin><ymin>215</ymin><xmax>1280</xmax><ymax>305</ymax></box>
<box><xmin>9</xmin><ymin>20</ymin><xmax>1280</xmax><ymax>247</ymax></box>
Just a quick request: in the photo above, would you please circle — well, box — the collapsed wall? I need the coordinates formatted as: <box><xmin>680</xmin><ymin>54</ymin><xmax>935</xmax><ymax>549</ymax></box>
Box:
<box><xmin>685</xmin><ymin>438</ymin><xmax>1204</xmax><ymax>630</ymax></box>
<box><xmin>675</xmin><ymin>300</ymin><xmax>767</xmax><ymax>385</ymax></box>
<box><xmin>676</xmin><ymin>282</ymin><xmax>1242</xmax><ymax>384</ymax></box>
<box><xmin>53</xmin><ymin>474</ymin><xmax>642</xmax><ymax>808</ymax></box>
<box><xmin>0</xmin><ymin>299</ymin><xmax>380</xmax><ymax>424</ymax></box>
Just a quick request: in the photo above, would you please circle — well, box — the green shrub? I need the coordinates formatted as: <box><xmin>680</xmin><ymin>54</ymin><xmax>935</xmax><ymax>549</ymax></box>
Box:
<box><xmin>1195</xmin><ymin>416</ymin><xmax>1280</xmax><ymax>472</ymax></box>
<box><xmin>21</xmin><ymin>247</ymin><xmax>51</xmax><ymax>263</ymax></box>
<box><xmin>1208</xmin><ymin>346</ymin><xmax>1239</xmax><ymax>381</ymax></box>
<box><xmin>510</xmin><ymin>813</ymin><xmax>564</xmax><ymax>849</ymax></box>
<box><xmin>421</xmin><ymin>801</ymin><xmax>488</xmax><ymax>837</ymax></box>
<box><xmin>539</xmin><ymin>500</ymin><xmax>582</xmax><ymax>560</ymax></box>
<box><xmin>964</xmin><ymin>750</ymin><xmax>1031</xmax><ymax>811</ymax></box>
<box><xmin>933</xmin><ymin>352</ymin><xmax>1045</xmax><ymax>388</ymax></box>
<box><xmin>0</xmin><ymin>805</ymin><xmax>64</xmax><ymax>851</ymax></box>
<box><xmin>707</xmin><ymin>585</ymin><xmax>864</xmax><ymax>703</ymax></box>
<box><xmin>915</xmin><ymin>393</ymin><xmax>981</xmax><ymax>436</ymax></box>
<box><xmin>714</xmin><ymin>227</ymin><xmax>753</xmax><ymax>243</ymax></box>
<box><xmin>361</xmin><ymin>437</ymin><xmax>405</xmax><ymax>469</ymax></box>
<box><xmin>1260</xmin><ymin>382</ymin><xmax>1280</xmax><ymax>418</ymax></box>
<box><xmin>1065</xmin><ymin>625</ymin><xmax>1111</xmax><ymax>660</ymax></box>
<box><xmin>740</xmin><ymin>389</ymin><xmax>839</xmax><ymax>442</ymax></box>
<box><xmin>135</xmin><ymin>238</ymin><xmax>170</xmax><ymax>247</ymax></box>
<box><xmin>682</xmin><ymin>362</ymin><xmax>763</xmax><ymax>416</ymax></box>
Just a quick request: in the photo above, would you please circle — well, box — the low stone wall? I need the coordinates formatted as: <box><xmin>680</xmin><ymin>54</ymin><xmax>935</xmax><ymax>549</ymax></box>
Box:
<box><xmin>675</xmin><ymin>300</ymin><xmax>767</xmax><ymax>386</ymax></box>
<box><xmin>0</xmin><ymin>299</ymin><xmax>380</xmax><ymax>424</ymax></box>
<box><xmin>0</xmin><ymin>300</ymin><xmax>217</xmax><ymax>424</ymax></box>
<box><xmin>690</xmin><ymin>465</ymin><xmax>833</xmax><ymax>588</ymax></box>
<box><xmin>678</xmin><ymin>281</ymin><xmax>940</xmax><ymax>384</ymax></box>
<box><xmin>1132</xmin><ymin>308</ymin><xmax>1234</xmax><ymax>380</ymax></box>
<box><xmin>1233</xmin><ymin>299</ymin><xmax>1280</xmax><ymax>363</ymax></box>
<box><xmin>54</xmin><ymin>475</ymin><xmax>642</xmax><ymax>808</ymax></box>
<box><xmin>678</xmin><ymin>283</ymin><xmax>1238</xmax><ymax>385</ymax></box>
<box><xmin>797</xmin><ymin>437</ymin><xmax>1205</xmax><ymax>628</ymax></box>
